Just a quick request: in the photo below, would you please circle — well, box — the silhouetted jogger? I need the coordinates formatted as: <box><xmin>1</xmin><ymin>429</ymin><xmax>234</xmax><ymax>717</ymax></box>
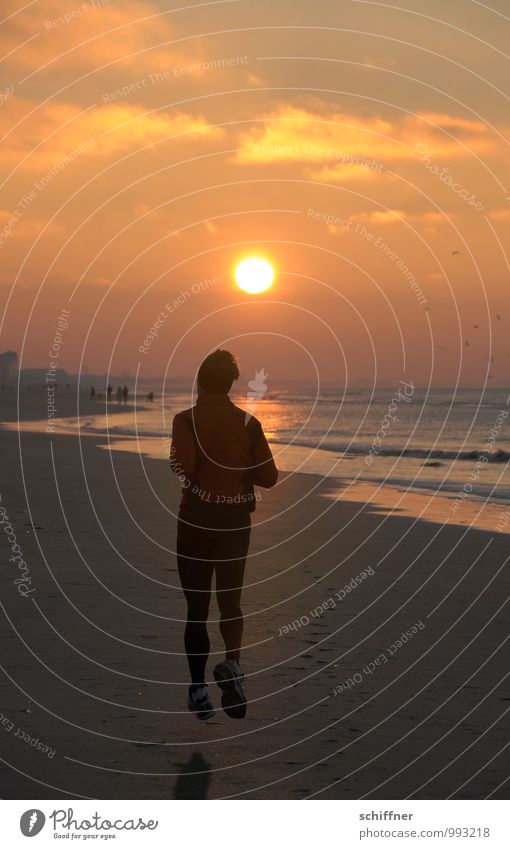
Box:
<box><xmin>170</xmin><ymin>349</ymin><xmax>277</xmax><ymax>720</ymax></box>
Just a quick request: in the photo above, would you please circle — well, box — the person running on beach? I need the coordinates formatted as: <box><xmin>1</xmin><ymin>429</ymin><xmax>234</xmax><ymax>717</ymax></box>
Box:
<box><xmin>170</xmin><ymin>350</ymin><xmax>278</xmax><ymax>720</ymax></box>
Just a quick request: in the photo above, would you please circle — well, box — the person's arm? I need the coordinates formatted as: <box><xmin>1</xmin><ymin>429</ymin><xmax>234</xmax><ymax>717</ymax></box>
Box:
<box><xmin>169</xmin><ymin>414</ymin><xmax>196</xmax><ymax>481</ymax></box>
<box><xmin>249</xmin><ymin>419</ymin><xmax>278</xmax><ymax>488</ymax></box>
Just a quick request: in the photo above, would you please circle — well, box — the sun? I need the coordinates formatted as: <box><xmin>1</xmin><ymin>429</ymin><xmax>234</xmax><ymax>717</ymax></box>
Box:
<box><xmin>235</xmin><ymin>257</ymin><xmax>274</xmax><ymax>294</ymax></box>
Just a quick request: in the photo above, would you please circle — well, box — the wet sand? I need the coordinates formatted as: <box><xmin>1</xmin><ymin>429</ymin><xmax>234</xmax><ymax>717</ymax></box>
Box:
<box><xmin>0</xmin><ymin>389</ymin><xmax>508</xmax><ymax>799</ymax></box>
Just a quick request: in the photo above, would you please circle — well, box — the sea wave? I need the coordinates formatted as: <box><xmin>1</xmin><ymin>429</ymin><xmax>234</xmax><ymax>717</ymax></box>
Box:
<box><xmin>76</xmin><ymin>419</ymin><xmax>510</xmax><ymax>464</ymax></box>
<box><xmin>268</xmin><ymin>437</ymin><xmax>510</xmax><ymax>463</ymax></box>
<box><xmin>336</xmin><ymin>475</ymin><xmax>510</xmax><ymax>503</ymax></box>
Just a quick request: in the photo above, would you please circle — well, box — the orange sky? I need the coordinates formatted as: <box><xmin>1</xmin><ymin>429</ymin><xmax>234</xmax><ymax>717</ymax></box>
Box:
<box><xmin>1</xmin><ymin>0</ymin><xmax>509</xmax><ymax>387</ymax></box>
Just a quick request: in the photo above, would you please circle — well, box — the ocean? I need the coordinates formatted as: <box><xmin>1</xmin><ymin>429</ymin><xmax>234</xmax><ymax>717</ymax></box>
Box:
<box><xmin>71</xmin><ymin>385</ymin><xmax>510</xmax><ymax>506</ymax></box>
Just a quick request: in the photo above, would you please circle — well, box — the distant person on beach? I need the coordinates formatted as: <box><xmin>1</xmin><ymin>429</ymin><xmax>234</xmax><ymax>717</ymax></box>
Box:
<box><xmin>90</xmin><ymin>386</ymin><xmax>95</xmax><ymax>400</ymax></box>
<box><xmin>170</xmin><ymin>349</ymin><xmax>278</xmax><ymax>721</ymax></box>
<box><xmin>122</xmin><ymin>385</ymin><xmax>128</xmax><ymax>404</ymax></box>
<box><xmin>147</xmin><ymin>391</ymin><xmax>154</xmax><ymax>402</ymax></box>
<box><xmin>107</xmin><ymin>384</ymin><xmax>113</xmax><ymax>400</ymax></box>
<box><xmin>116</xmin><ymin>386</ymin><xmax>122</xmax><ymax>403</ymax></box>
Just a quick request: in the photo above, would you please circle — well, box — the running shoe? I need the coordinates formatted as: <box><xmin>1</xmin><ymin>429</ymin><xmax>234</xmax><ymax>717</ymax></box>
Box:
<box><xmin>213</xmin><ymin>659</ymin><xmax>247</xmax><ymax>719</ymax></box>
<box><xmin>187</xmin><ymin>685</ymin><xmax>216</xmax><ymax>721</ymax></box>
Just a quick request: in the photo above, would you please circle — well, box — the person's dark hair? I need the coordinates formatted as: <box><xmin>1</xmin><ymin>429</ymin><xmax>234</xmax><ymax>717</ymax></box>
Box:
<box><xmin>197</xmin><ymin>349</ymin><xmax>240</xmax><ymax>393</ymax></box>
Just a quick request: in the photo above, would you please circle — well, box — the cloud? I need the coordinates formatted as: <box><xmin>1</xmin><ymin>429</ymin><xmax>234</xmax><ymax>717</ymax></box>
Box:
<box><xmin>324</xmin><ymin>209</ymin><xmax>449</xmax><ymax>234</ymax></box>
<box><xmin>362</xmin><ymin>209</ymin><xmax>408</xmax><ymax>223</ymax></box>
<box><xmin>352</xmin><ymin>209</ymin><xmax>447</xmax><ymax>224</ymax></box>
<box><xmin>0</xmin><ymin>99</ymin><xmax>223</xmax><ymax>170</ymax></box>
<box><xmin>311</xmin><ymin>163</ymin><xmax>385</xmax><ymax>182</ymax></box>
<box><xmin>234</xmin><ymin>104</ymin><xmax>498</xmax><ymax>174</ymax></box>
<box><xmin>204</xmin><ymin>219</ymin><xmax>219</xmax><ymax>234</ymax></box>
<box><xmin>89</xmin><ymin>275</ymin><xmax>113</xmax><ymax>288</ymax></box>
<box><xmin>362</xmin><ymin>55</ymin><xmax>399</xmax><ymax>69</ymax></box>
<box><xmin>235</xmin><ymin>105</ymin><xmax>395</xmax><ymax>164</ymax></box>
<box><xmin>0</xmin><ymin>208</ymin><xmax>55</xmax><ymax>240</ymax></box>
<box><xmin>362</xmin><ymin>210</ymin><xmax>446</xmax><ymax>224</ymax></box>
<box><xmin>489</xmin><ymin>209</ymin><xmax>510</xmax><ymax>220</ymax></box>
<box><xmin>1</xmin><ymin>0</ymin><xmax>200</xmax><ymax>78</ymax></box>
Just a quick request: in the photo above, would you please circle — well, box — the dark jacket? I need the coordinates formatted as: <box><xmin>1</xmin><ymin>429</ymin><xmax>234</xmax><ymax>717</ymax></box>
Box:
<box><xmin>170</xmin><ymin>392</ymin><xmax>278</xmax><ymax>511</ymax></box>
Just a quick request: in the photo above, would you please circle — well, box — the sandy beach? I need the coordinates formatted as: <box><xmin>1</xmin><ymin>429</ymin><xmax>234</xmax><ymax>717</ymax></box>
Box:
<box><xmin>0</xmin><ymin>388</ymin><xmax>508</xmax><ymax>800</ymax></box>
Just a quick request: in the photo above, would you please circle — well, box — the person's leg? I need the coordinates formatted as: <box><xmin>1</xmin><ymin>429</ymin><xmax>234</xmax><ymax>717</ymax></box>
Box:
<box><xmin>177</xmin><ymin>514</ymin><xmax>214</xmax><ymax>685</ymax></box>
<box><xmin>214</xmin><ymin>519</ymin><xmax>251</xmax><ymax>663</ymax></box>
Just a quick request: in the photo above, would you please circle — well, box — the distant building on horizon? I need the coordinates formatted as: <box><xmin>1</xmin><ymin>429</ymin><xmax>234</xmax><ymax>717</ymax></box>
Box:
<box><xmin>20</xmin><ymin>367</ymin><xmax>68</xmax><ymax>384</ymax></box>
<box><xmin>0</xmin><ymin>350</ymin><xmax>18</xmax><ymax>382</ymax></box>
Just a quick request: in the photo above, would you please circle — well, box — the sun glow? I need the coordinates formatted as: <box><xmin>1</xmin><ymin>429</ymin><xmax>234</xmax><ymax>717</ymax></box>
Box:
<box><xmin>235</xmin><ymin>257</ymin><xmax>274</xmax><ymax>294</ymax></box>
